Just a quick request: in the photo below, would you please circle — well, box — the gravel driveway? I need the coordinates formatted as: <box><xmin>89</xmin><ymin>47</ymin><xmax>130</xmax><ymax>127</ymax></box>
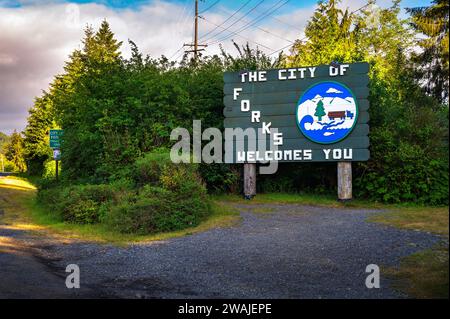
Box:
<box><xmin>0</xmin><ymin>203</ymin><xmax>442</xmax><ymax>299</ymax></box>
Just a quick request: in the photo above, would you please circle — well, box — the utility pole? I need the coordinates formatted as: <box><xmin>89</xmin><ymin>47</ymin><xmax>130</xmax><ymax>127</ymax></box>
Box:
<box><xmin>184</xmin><ymin>0</ymin><xmax>207</xmax><ymax>59</ymax></box>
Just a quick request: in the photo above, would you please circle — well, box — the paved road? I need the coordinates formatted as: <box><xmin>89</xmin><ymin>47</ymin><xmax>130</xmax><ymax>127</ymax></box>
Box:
<box><xmin>0</xmin><ymin>226</ymin><xmax>88</xmax><ymax>298</ymax></box>
<box><xmin>0</xmin><ymin>203</ymin><xmax>441</xmax><ymax>299</ymax></box>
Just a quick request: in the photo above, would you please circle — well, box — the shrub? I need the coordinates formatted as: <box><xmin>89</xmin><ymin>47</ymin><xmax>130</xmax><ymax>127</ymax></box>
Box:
<box><xmin>42</xmin><ymin>159</ymin><xmax>61</xmax><ymax>179</ymax></box>
<box><xmin>69</xmin><ymin>199</ymin><xmax>100</xmax><ymax>224</ymax></box>
<box><xmin>4</xmin><ymin>161</ymin><xmax>17</xmax><ymax>172</ymax></box>
<box><xmin>38</xmin><ymin>151</ymin><xmax>212</xmax><ymax>231</ymax></box>
<box><xmin>355</xmin><ymin>142</ymin><xmax>449</xmax><ymax>205</ymax></box>
<box><xmin>132</xmin><ymin>152</ymin><xmax>172</xmax><ymax>187</ymax></box>
<box><xmin>104</xmin><ymin>152</ymin><xmax>211</xmax><ymax>234</ymax></box>
<box><xmin>199</xmin><ymin>163</ymin><xmax>241</xmax><ymax>194</ymax></box>
<box><xmin>38</xmin><ymin>184</ymin><xmax>115</xmax><ymax>224</ymax></box>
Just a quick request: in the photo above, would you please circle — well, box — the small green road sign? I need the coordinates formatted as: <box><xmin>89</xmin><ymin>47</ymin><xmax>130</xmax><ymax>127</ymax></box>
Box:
<box><xmin>49</xmin><ymin>129</ymin><xmax>63</xmax><ymax>149</ymax></box>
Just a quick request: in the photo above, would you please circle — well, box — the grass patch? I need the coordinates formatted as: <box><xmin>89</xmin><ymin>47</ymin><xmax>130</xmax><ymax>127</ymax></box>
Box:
<box><xmin>213</xmin><ymin>193</ymin><xmax>343</xmax><ymax>207</ymax></box>
<box><xmin>385</xmin><ymin>243</ymin><xmax>449</xmax><ymax>299</ymax></box>
<box><xmin>212</xmin><ymin>192</ymin><xmax>427</xmax><ymax>210</ymax></box>
<box><xmin>0</xmin><ymin>177</ymin><xmax>241</xmax><ymax>245</ymax></box>
<box><xmin>369</xmin><ymin>205</ymin><xmax>449</xmax><ymax>299</ymax></box>
<box><xmin>369</xmin><ymin>206</ymin><xmax>449</xmax><ymax>236</ymax></box>
<box><xmin>0</xmin><ymin>176</ymin><xmax>37</xmax><ymax>226</ymax></box>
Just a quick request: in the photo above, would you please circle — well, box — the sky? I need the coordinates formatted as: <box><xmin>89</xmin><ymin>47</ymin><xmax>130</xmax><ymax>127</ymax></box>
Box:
<box><xmin>0</xmin><ymin>0</ymin><xmax>431</xmax><ymax>134</ymax></box>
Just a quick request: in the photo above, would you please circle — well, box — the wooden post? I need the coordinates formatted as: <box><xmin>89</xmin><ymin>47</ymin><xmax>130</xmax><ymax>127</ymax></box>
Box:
<box><xmin>337</xmin><ymin>162</ymin><xmax>352</xmax><ymax>201</ymax></box>
<box><xmin>55</xmin><ymin>160</ymin><xmax>59</xmax><ymax>181</ymax></box>
<box><xmin>243</xmin><ymin>163</ymin><xmax>256</xmax><ymax>199</ymax></box>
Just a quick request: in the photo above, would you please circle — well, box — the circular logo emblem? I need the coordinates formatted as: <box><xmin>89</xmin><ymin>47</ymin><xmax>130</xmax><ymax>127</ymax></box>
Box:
<box><xmin>296</xmin><ymin>81</ymin><xmax>358</xmax><ymax>144</ymax></box>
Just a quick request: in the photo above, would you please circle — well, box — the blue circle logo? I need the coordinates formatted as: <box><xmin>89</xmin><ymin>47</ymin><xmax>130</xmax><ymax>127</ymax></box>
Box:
<box><xmin>296</xmin><ymin>81</ymin><xmax>358</xmax><ymax>144</ymax></box>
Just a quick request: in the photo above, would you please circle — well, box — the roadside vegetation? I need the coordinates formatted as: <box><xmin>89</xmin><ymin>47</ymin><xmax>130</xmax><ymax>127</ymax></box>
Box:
<box><xmin>37</xmin><ymin>152</ymin><xmax>212</xmax><ymax>234</ymax></box>
<box><xmin>0</xmin><ymin>176</ymin><xmax>240</xmax><ymax>244</ymax></box>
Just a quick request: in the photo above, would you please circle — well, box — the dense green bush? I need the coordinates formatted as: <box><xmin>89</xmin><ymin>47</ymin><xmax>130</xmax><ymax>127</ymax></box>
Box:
<box><xmin>38</xmin><ymin>184</ymin><xmax>115</xmax><ymax>224</ymax></box>
<box><xmin>2</xmin><ymin>160</ymin><xmax>17</xmax><ymax>173</ymax></box>
<box><xmin>199</xmin><ymin>164</ymin><xmax>241</xmax><ymax>194</ymax></box>
<box><xmin>105</xmin><ymin>152</ymin><xmax>211</xmax><ymax>234</ymax></box>
<box><xmin>355</xmin><ymin>126</ymin><xmax>449</xmax><ymax>205</ymax></box>
<box><xmin>132</xmin><ymin>152</ymin><xmax>173</xmax><ymax>187</ymax></box>
<box><xmin>105</xmin><ymin>185</ymin><xmax>210</xmax><ymax>234</ymax></box>
<box><xmin>356</xmin><ymin>156</ymin><xmax>448</xmax><ymax>205</ymax></box>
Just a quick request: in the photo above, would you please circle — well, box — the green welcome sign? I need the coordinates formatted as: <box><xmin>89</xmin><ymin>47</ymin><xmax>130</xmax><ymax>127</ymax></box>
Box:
<box><xmin>49</xmin><ymin>129</ymin><xmax>63</xmax><ymax>149</ymax></box>
<box><xmin>223</xmin><ymin>62</ymin><xmax>370</xmax><ymax>163</ymax></box>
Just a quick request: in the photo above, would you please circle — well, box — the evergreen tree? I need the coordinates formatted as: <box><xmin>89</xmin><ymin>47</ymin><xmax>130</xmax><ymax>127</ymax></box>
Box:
<box><xmin>285</xmin><ymin>0</ymin><xmax>357</xmax><ymax>66</ymax></box>
<box><xmin>92</xmin><ymin>20</ymin><xmax>122</xmax><ymax>64</ymax></box>
<box><xmin>0</xmin><ymin>132</ymin><xmax>10</xmax><ymax>154</ymax></box>
<box><xmin>23</xmin><ymin>93</ymin><xmax>55</xmax><ymax>176</ymax></box>
<box><xmin>51</xmin><ymin>21</ymin><xmax>123</xmax><ymax>181</ymax></box>
<box><xmin>314</xmin><ymin>100</ymin><xmax>326</xmax><ymax>121</ymax></box>
<box><xmin>4</xmin><ymin>131</ymin><xmax>26</xmax><ymax>172</ymax></box>
<box><xmin>407</xmin><ymin>0</ymin><xmax>449</xmax><ymax>102</ymax></box>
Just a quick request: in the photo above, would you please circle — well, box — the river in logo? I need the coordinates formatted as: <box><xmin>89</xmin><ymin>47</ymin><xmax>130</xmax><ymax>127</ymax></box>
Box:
<box><xmin>296</xmin><ymin>81</ymin><xmax>358</xmax><ymax>144</ymax></box>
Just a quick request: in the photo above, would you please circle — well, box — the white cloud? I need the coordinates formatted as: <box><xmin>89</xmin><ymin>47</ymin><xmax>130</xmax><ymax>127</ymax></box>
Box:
<box><xmin>326</xmin><ymin>88</ymin><xmax>343</xmax><ymax>94</ymax></box>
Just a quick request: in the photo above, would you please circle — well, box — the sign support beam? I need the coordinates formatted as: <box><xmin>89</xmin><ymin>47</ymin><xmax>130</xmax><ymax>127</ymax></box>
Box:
<box><xmin>55</xmin><ymin>159</ymin><xmax>59</xmax><ymax>181</ymax></box>
<box><xmin>243</xmin><ymin>163</ymin><xmax>256</xmax><ymax>199</ymax></box>
<box><xmin>337</xmin><ymin>162</ymin><xmax>352</xmax><ymax>201</ymax></box>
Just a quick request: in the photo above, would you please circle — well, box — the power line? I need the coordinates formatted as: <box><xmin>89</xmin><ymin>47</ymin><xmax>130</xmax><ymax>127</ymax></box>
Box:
<box><xmin>209</xmin><ymin>0</ymin><xmax>290</xmax><ymax>46</ymax></box>
<box><xmin>199</xmin><ymin>16</ymin><xmax>274</xmax><ymax>50</ymax></box>
<box><xmin>213</xmin><ymin>0</ymin><xmax>290</xmax><ymax>43</ymax></box>
<box><xmin>352</xmin><ymin>3</ymin><xmax>371</xmax><ymax>14</ymax></box>
<box><xmin>199</xmin><ymin>0</ymin><xmax>221</xmax><ymax>14</ymax></box>
<box><xmin>199</xmin><ymin>0</ymin><xmax>252</xmax><ymax>40</ymax></box>
<box><xmin>265</xmin><ymin>13</ymin><xmax>303</xmax><ymax>32</ymax></box>
<box><xmin>212</xmin><ymin>5</ymin><xmax>295</xmax><ymax>44</ymax></box>
<box><xmin>177</xmin><ymin>0</ymin><xmax>193</xmax><ymax>29</ymax></box>
<box><xmin>169</xmin><ymin>45</ymin><xmax>185</xmax><ymax>60</ymax></box>
<box><xmin>268</xmin><ymin>42</ymin><xmax>294</xmax><ymax>56</ymax></box>
<box><xmin>168</xmin><ymin>0</ymin><xmax>194</xmax><ymax>60</ymax></box>
<box><xmin>267</xmin><ymin>2</ymin><xmax>372</xmax><ymax>57</ymax></box>
<box><xmin>201</xmin><ymin>0</ymin><xmax>266</xmax><ymax>43</ymax></box>
<box><xmin>171</xmin><ymin>1</ymin><xmax>371</xmax><ymax>61</ymax></box>
<box><xmin>174</xmin><ymin>50</ymin><xmax>188</xmax><ymax>61</ymax></box>
<box><xmin>169</xmin><ymin>1</ymin><xmax>196</xmax><ymax>61</ymax></box>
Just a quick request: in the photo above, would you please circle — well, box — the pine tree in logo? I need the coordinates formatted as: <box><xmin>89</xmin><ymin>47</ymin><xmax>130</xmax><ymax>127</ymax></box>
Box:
<box><xmin>314</xmin><ymin>100</ymin><xmax>326</xmax><ymax>121</ymax></box>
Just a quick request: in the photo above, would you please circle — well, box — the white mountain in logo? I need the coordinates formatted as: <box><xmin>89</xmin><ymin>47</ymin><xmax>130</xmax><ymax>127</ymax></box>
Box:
<box><xmin>297</xmin><ymin>94</ymin><xmax>357</xmax><ymax>130</ymax></box>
